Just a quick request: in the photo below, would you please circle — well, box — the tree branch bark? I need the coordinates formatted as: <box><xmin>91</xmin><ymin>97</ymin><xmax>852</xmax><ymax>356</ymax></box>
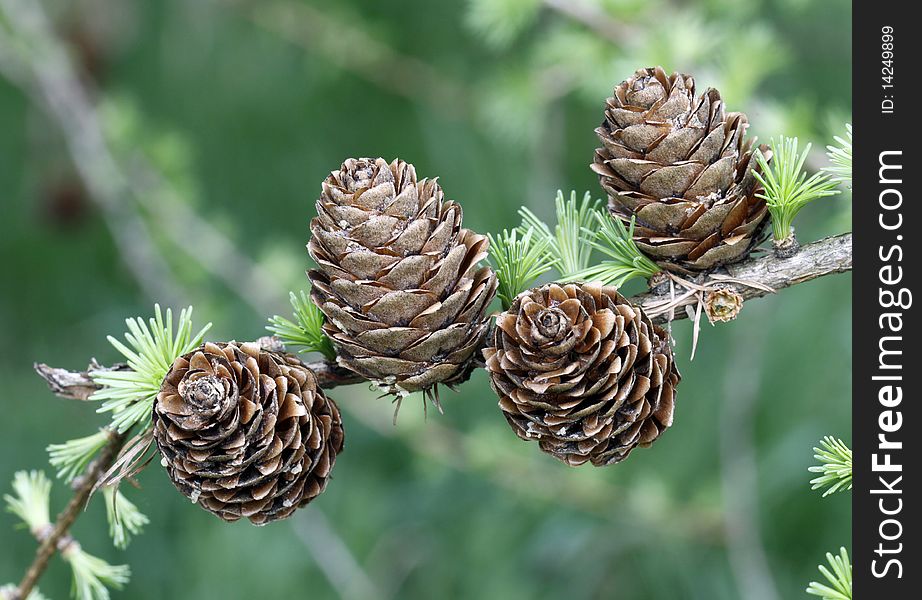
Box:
<box><xmin>31</xmin><ymin>362</ymin><xmax>127</xmax><ymax>401</ymax></box>
<box><xmin>637</xmin><ymin>233</ymin><xmax>852</xmax><ymax>325</ymax></box>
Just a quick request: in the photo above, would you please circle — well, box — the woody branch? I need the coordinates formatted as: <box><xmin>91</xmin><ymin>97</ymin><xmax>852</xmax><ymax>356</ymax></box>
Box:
<box><xmin>34</xmin><ymin>231</ymin><xmax>852</xmax><ymax>398</ymax></box>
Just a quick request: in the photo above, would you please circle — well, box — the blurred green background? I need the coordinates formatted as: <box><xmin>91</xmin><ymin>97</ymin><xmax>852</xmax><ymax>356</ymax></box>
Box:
<box><xmin>0</xmin><ymin>0</ymin><xmax>851</xmax><ymax>599</ymax></box>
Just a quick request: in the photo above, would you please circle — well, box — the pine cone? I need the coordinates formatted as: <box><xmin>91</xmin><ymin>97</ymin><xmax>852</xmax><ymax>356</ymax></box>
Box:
<box><xmin>591</xmin><ymin>66</ymin><xmax>770</xmax><ymax>272</ymax></box>
<box><xmin>483</xmin><ymin>283</ymin><xmax>680</xmax><ymax>466</ymax></box>
<box><xmin>308</xmin><ymin>158</ymin><xmax>497</xmax><ymax>398</ymax></box>
<box><xmin>153</xmin><ymin>342</ymin><xmax>344</xmax><ymax>525</ymax></box>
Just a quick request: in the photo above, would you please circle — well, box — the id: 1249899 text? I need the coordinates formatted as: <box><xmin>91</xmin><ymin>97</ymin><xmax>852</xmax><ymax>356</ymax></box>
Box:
<box><xmin>881</xmin><ymin>26</ymin><xmax>894</xmax><ymax>114</ymax></box>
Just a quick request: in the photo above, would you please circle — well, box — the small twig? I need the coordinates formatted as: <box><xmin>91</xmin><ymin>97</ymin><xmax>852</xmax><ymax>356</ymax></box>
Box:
<box><xmin>542</xmin><ymin>0</ymin><xmax>637</xmax><ymax>45</ymax></box>
<box><xmin>125</xmin><ymin>160</ymin><xmax>287</xmax><ymax>316</ymax></box>
<box><xmin>33</xmin><ymin>341</ymin><xmax>364</xmax><ymax>402</ymax></box>
<box><xmin>255</xmin><ymin>336</ymin><xmax>366</xmax><ymax>387</ymax></box>
<box><xmin>293</xmin><ymin>509</ymin><xmax>380</xmax><ymax>600</ymax></box>
<box><xmin>232</xmin><ymin>0</ymin><xmax>470</xmax><ymax>118</ymax></box>
<box><xmin>14</xmin><ymin>430</ymin><xmax>128</xmax><ymax>600</ymax></box>
<box><xmin>32</xmin><ymin>361</ymin><xmax>126</xmax><ymax>401</ymax></box>
<box><xmin>300</xmin><ymin>359</ymin><xmax>366</xmax><ymax>388</ymax></box>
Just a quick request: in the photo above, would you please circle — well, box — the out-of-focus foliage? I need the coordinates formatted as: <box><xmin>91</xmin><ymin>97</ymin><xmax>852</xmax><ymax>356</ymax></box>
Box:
<box><xmin>1</xmin><ymin>0</ymin><xmax>850</xmax><ymax>599</ymax></box>
<box><xmin>4</xmin><ymin>471</ymin><xmax>131</xmax><ymax>600</ymax></box>
<box><xmin>825</xmin><ymin>123</ymin><xmax>853</xmax><ymax>186</ymax></box>
<box><xmin>102</xmin><ymin>486</ymin><xmax>149</xmax><ymax>550</ymax></box>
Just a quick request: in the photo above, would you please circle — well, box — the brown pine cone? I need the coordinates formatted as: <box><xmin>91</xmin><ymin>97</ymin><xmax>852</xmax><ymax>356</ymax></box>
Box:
<box><xmin>153</xmin><ymin>342</ymin><xmax>344</xmax><ymax>525</ymax></box>
<box><xmin>591</xmin><ymin>66</ymin><xmax>770</xmax><ymax>272</ymax></box>
<box><xmin>483</xmin><ymin>283</ymin><xmax>680</xmax><ymax>466</ymax></box>
<box><xmin>308</xmin><ymin>157</ymin><xmax>497</xmax><ymax>400</ymax></box>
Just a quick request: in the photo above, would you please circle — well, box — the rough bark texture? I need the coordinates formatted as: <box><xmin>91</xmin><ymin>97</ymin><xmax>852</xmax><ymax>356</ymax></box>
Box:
<box><xmin>635</xmin><ymin>233</ymin><xmax>852</xmax><ymax>324</ymax></box>
<box><xmin>32</xmin><ymin>362</ymin><xmax>127</xmax><ymax>401</ymax></box>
